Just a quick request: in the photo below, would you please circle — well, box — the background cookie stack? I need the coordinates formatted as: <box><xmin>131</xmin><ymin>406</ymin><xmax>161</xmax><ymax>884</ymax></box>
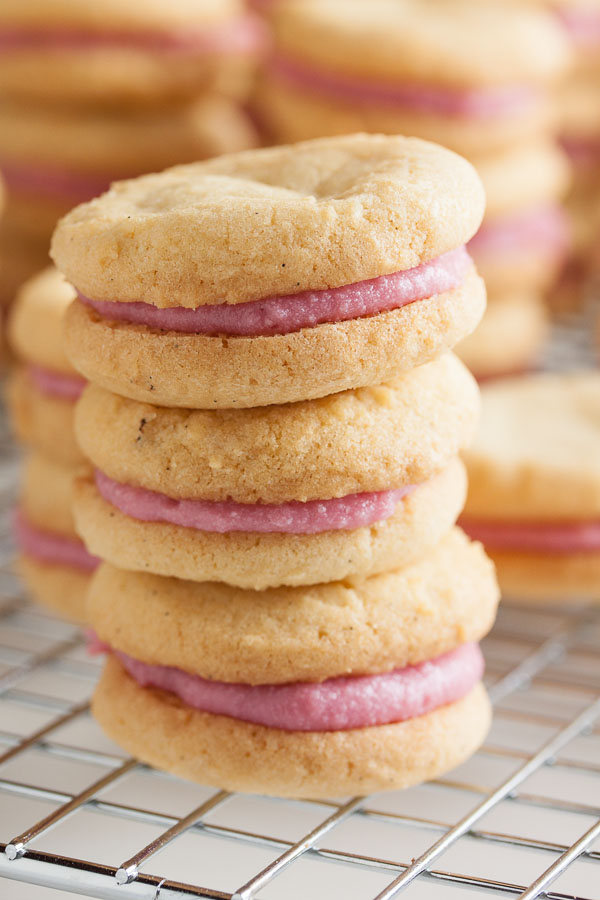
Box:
<box><xmin>6</xmin><ymin>267</ymin><xmax>98</xmax><ymax>622</ymax></box>
<box><xmin>0</xmin><ymin>0</ymin><xmax>265</xmax><ymax>327</ymax></box>
<box><xmin>253</xmin><ymin>0</ymin><xmax>572</xmax><ymax>380</ymax></box>
<box><xmin>52</xmin><ymin>134</ymin><xmax>499</xmax><ymax>798</ymax></box>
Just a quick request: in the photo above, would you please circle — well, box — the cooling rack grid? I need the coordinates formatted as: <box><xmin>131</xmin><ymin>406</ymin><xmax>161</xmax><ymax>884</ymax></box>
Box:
<box><xmin>0</xmin><ymin>301</ymin><xmax>599</xmax><ymax>900</ymax></box>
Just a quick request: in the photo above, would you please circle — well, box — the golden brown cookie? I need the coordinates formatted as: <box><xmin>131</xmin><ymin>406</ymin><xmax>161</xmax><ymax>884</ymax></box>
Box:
<box><xmin>20</xmin><ymin>451</ymin><xmax>85</xmax><ymax>538</ymax></box>
<box><xmin>0</xmin><ymin>0</ymin><xmax>264</xmax><ymax>106</ymax></box>
<box><xmin>88</xmin><ymin>529</ymin><xmax>499</xmax><ymax>684</ymax></box>
<box><xmin>6</xmin><ymin>366</ymin><xmax>84</xmax><ymax>466</ymax></box>
<box><xmin>8</xmin><ymin>266</ymin><xmax>76</xmax><ymax>373</ymax></box>
<box><xmin>93</xmin><ymin>657</ymin><xmax>491</xmax><ymax>799</ymax></box>
<box><xmin>74</xmin><ymin>459</ymin><xmax>467</xmax><ymax>589</ymax></box>
<box><xmin>456</xmin><ymin>292</ymin><xmax>548</xmax><ymax>381</ymax></box>
<box><xmin>254</xmin><ymin>0</ymin><xmax>569</xmax><ymax>156</ymax></box>
<box><xmin>75</xmin><ymin>353</ymin><xmax>479</xmax><ymax>503</ymax></box>
<box><xmin>17</xmin><ymin>556</ymin><xmax>89</xmax><ymax>623</ymax></box>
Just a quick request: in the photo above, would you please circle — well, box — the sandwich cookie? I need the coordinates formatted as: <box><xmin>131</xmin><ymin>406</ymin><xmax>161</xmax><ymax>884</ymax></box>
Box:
<box><xmin>0</xmin><ymin>96</ymin><xmax>258</xmax><ymax>244</ymax></box>
<box><xmin>7</xmin><ymin>267</ymin><xmax>85</xmax><ymax>465</ymax></box>
<box><xmin>469</xmin><ymin>141</ymin><xmax>571</xmax><ymax>295</ymax></box>
<box><xmin>17</xmin><ymin>453</ymin><xmax>98</xmax><ymax>622</ymax></box>
<box><xmin>462</xmin><ymin>372</ymin><xmax>600</xmax><ymax>602</ymax></box>
<box><xmin>254</xmin><ymin>0</ymin><xmax>570</xmax><ymax>156</ymax></box>
<box><xmin>90</xmin><ymin>528</ymin><xmax>499</xmax><ymax>797</ymax></box>
<box><xmin>456</xmin><ymin>292</ymin><xmax>548</xmax><ymax>382</ymax></box>
<box><xmin>0</xmin><ymin>0</ymin><xmax>266</xmax><ymax>106</ymax></box>
<box><xmin>53</xmin><ymin>134</ymin><xmax>486</xmax><ymax>408</ymax></box>
<box><xmin>74</xmin><ymin>354</ymin><xmax>478</xmax><ymax>588</ymax></box>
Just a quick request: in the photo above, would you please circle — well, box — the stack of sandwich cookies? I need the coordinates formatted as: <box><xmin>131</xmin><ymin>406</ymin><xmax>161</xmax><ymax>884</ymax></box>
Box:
<box><xmin>57</xmin><ymin>135</ymin><xmax>486</xmax><ymax>408</ymax></box>
<box><xmin>462</xmin><ymin>372</ymin><xmax>600</xmax><ymax>603</ymax></box>
<box><xmin>7</xmin><ymin>267</ymin><xmax>98</xmax><ymax>621</ymax></box>
<box><xmin>254</xmin><ymin>0</ymin><xmax>572</xmax><ymax>380</ymax></box>
<box><xmin>53</xmin><ymin>134</ymin><xmax>499</xmax><ymax>797</ymax></box>
<box><xmin>73</xmin><ymin>354</ymin><xmax>478</xmax><ymax>589</ymax></box>
<box><xmin>0</xmin><ymin>0</ymin><xmax>264</xmax><ymax>317</ymax></box>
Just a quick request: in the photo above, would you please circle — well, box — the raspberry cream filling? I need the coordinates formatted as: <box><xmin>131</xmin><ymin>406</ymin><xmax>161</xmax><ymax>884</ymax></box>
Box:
<box><xmin>468</xmin><ymin>205</ymin><xmax>569</xmax><ymax>260</ymax></box>
<box><xmin>95</xmin><ymin>469</ymin><xmax>415</xmax><ymax>535</ymax></box>
<box><xmin>1</xmin><ymin>160</ymin><xmax>115</xmax><ymax>201</ymax></box>
<box><xmin>79</xmin><ymin>246</ymin><xmax>471</xmax><ymax>337</ymax></box>
<box><xmin>561</xmin><ymin>137</ymin><xmax>600</xmax><ymax>169</ymax></box>
<box><xmin>269</xmin><ymin>54</ymin><xmax>539</xmax><ymax>118</ymax></box>
<box><xmin>461</xmin><ymin>517</ymin><xmax>600</xmax><ymax>553</ymax></box>
<box><xmin>28</xmin><ymin>365</ymin><xmax>86</xmax><ymax>401</ymax></box>
<box><xmin>556</xmin><ymin>7</ymin><xmax>600</xmax><ymax>47</ymax></box>
<box><xmin>15</xmin><ymin>511</ymin><xmax>99</xmax><ymax>572</ymax></box>
<box><xmin>97</xmin><ymin>641</ymin><xmax>483</xmax><ymax>732</ymax></box>
<box><xmin>0</xmin><ymin>17</ymin><xmax>265</xmax><ymax>56</ymax></box>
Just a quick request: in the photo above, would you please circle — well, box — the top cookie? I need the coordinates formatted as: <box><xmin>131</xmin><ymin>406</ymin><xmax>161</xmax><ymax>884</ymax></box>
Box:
<box><xmin>271</xmin><ymin>0</ymin><xmax>569</xmax><ymax>88</ymax></box>
<box><xmin>464</xmin><ymin>372</ymin><xmax>600</xmax><ymax>521</ymax></box>
<box><xmin>9</xmin><ymin>266</ymin><xmax>77</xmax><ymax>374</ymax></box>
<box><xmin>51</xmin><ymin>134</ymin><xmax>485</xmax><ymax>308</ymax></box>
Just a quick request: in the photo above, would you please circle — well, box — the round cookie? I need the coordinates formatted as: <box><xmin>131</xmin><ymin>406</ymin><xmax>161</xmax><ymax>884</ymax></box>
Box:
<box><xmin>53</xmin><ymin>134</ymin><xmax>486</xmax><ymax>408</ymax></box>
<box><xmin>74</xmin><ymin>459</ymin><xmax>467</xmax><ymax>589</ymax></box>
<box><xmin>456</xmin><ymin>292</ymin><xmax>548</xmax><ymax>381</ymax></box>
<box><xmin>18</xmin><ymin>556</ymin><xmax>90</xmax><ymax>623</ymax></box>
<box><xmin>17</xmin><ymin>453</ymin><xmax>96</xmax><ymax>622</ymax></box>
<box><xmin>75</xmin><ymin>353</ymin><xmax>479</xmax><ymax>504</ymax></box>
<box><xmin>462</xmin><ymin>372</ymin><xmax>600</xmax><ymax>603</ymax></box>
<box><xmin>88</xmin><ymin>529</ymin><xmax>499</xmax><ymax>685</ymax></box>
<box><xmin>9</xmin><ymin>266</ymin><xmax>77</xmax><ymax>374</ymax></box>
<box><xmin>0</xmin><ymin>97</ymin><xmax>258</xmax><ymax>244</ymax></box>
<box><xmin>94</xmin><ymin>657</ymin><xmax>491</xmax><ymax>798</ymax></box>
<box><xmin>0</xmin><ymin>0</ymin><xmax>265</xmax><ymax>106</ymax></box>
<box><xmin>6</xmin><ymin>366</ymin><xmax>84</xmax><ymax>466</ymax></box>
<box><xmin>254</xmin><ymin>0</ymin><xmax>569</xmax><ymax>156</ymax></box>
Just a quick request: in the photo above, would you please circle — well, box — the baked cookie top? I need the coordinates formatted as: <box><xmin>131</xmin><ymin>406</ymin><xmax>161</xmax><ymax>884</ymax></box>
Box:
<box><xmin>88</xmin><ymin>528</ymin><xmax>499</xmax><ymax>684</ymax></box>
<box><xmin>464</xmin><ymin>372</ymin><xmax>600</xmax><ymax>521</ymax></box>
<box><xmin>51</xmin><ymin>133</ymin><xmax>485</xmax><ymax>308</ymax></box>
<box><xmin>271</xmin><ymin>0</ymin><xmax>570</xmax><ymax>88</ymax></box>
<box><xmin>9</xmin><ymin>266</ymin><xmax>76</xmax><ymax>374</ymax></box>
<box><xmin>76</xmin><ymin>352</ymin><xmax>479</xmax><ymax>503</ymax></box>
<box><xmin>0</xmin><ymin>0</ymin><xmax>241</xmax><ymax>29</ymax></box>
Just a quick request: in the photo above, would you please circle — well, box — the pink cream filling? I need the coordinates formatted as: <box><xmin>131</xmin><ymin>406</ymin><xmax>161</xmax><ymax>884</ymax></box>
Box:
<box><xmin>269</xmin><ymin>54</ymin><xmax>539</xmax><ymax>118</ymax></box>
<box><xmin>95</xmin><ymin>469</ymin><xmax>415</xmax><ymax>534</ymax></box>
<box><xmin>80</xmin><ymin>245</ymin><xmax>471</xmax><ymax>338</ymax></box>
<box><xmin>468</xmin><ymin>205</ymin><xmax>570</xmax><ymax>260</ymax></box>
<box><xmin>561</xmin><ymin>137</ymin><xmax>600</xmax><ymax>169</ymax></box>
<box><xmin>28</xmin><ymin>365</ymin><xmax>86</xmax><ymax>401</ymax></box>
<box><xmin>0</xmin><ymin>16</ymin><xmax>266</xmax><ymax>56</ymax></box>
<box><xmin>460</xmin><ymin>517</ymin><xmax>600</xmax><ymax>554</ymax></box>
<box><xmin>556</xmin><ymin>7</ymin><xmax>600</xmax><ymax>47</ymax></box>
<box><xmin>15</xmin><ymin>511</ymin><xmax>99</xmax><ymax>572</ymax></box>
<box><xmin>95</xmin><ymin>640</ymin><xmax>483</xmax><ymax>731</ymax></box>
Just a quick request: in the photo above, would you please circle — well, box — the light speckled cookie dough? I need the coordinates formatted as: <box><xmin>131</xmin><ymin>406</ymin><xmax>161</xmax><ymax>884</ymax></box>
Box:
<box><xmin>9</xmin><ymin>266</ymin><xmax>76</xmax><ymax>374</ymax></box>
<box><xmin>88</xmin><ymin>529</ymin><xmax>499</xmax><ymax>684</ymax></box>
<box><xmin>6</xmin><ymin>366</ymin><xmax>84</xmax><ymax>466</ymax></box>
<box><xmin>74</xmin><ymin>459</ymin><xmax>467</xmax><ymax>589</ymax></box>
<box><xmin>456</xmin><ymin>292</ymin><xmax>548</xmax><ymax>381</ymax></box>
<box><xmin>94</xmin><ymin>657</ymin><xmax>491</xmax><ymax>798</ymax></box>
<box><xmin>254</xmin><ymin>0</ymin><xmax>569</xmax><ymax>156</ymax></box>
<box><xmin>0</xmin><ymin>0</ymin><xmax>264</xmax><ymax>106</ymax></box>
<box><xmin>17</xmin><ymin>556</ymin><xmax>90</xmax><ymax>623</ymax></box>
<box><xmin>464</xmin><ymin>373</ymin><xmax>600</xmax><ymax>520</ymax></box>
<box><xmin>75</xmin><ymin>353</ymin><xmax>479</xmax><ymax>503</ymax></box>
<box><xmin>21</xmin><ymin>451</ymin><xmax>87</xmax><ymax>538</ymax></box>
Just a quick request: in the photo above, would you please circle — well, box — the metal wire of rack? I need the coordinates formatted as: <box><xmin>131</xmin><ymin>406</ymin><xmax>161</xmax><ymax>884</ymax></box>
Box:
<box><xmin>1</xmin><ymin>304</ymin><xmax>600</xmax><ymax>900</ymax></box>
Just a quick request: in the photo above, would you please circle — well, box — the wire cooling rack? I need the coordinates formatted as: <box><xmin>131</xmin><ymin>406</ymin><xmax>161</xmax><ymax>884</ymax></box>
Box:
<box><xmin>1</xmin><ymin>298</ymin><xmax>600</xmax><ymax>900</ymax></box>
